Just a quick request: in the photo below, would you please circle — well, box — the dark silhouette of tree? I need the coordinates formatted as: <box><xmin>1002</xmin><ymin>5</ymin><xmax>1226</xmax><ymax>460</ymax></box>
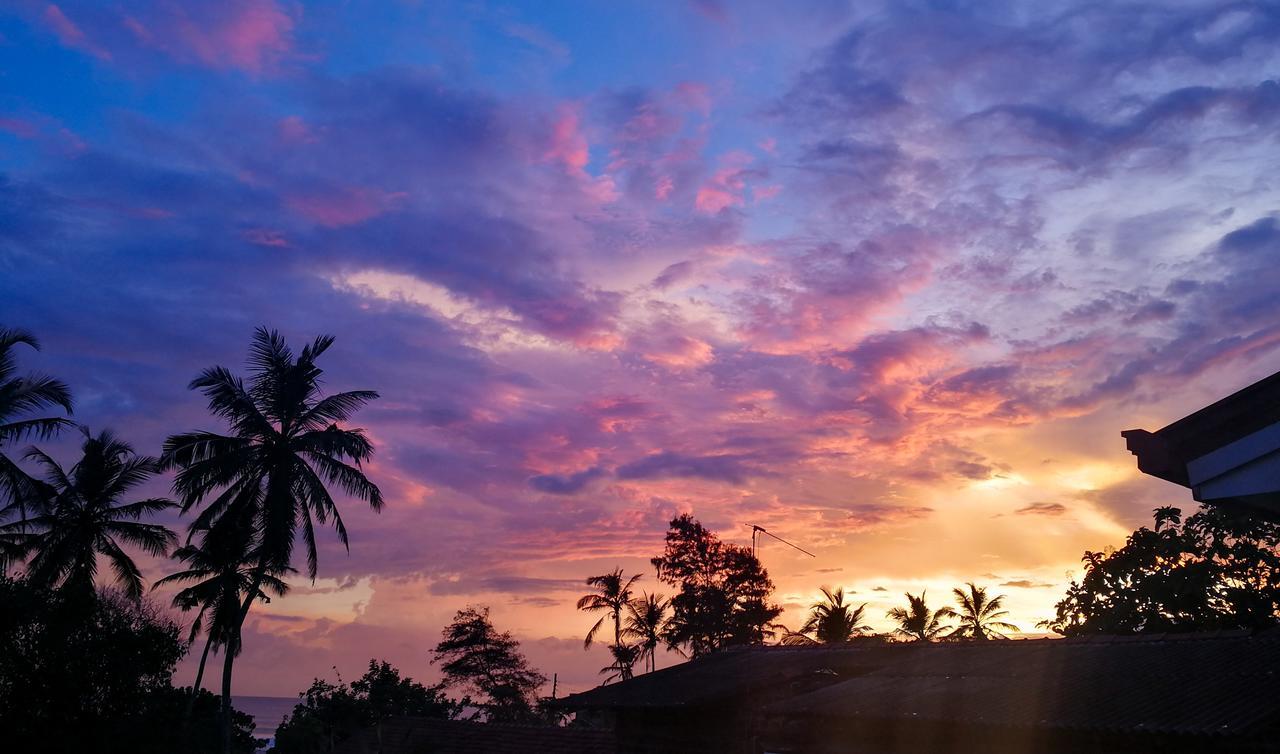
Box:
<box><xmin>3</xmin><ymin>429</ymin><xmax>176</xmax><ymax>600</ymax></box>
<box><xmin>651</xmin><ymin>514</ymin><xmax>782</xmax><ymax>657</ymax></box>
<box><xmin>1045</xmin><ymin>505</ymin><xmax>1280</xmax><ymax>636</ymax></box>
<box><xmin>162</xmin><ymin>328</ymin><xmax>383</xmax><ymax>753</ymax></box>
<box><xmin>153</xmin><ymin>515</ymin><xmax>291</xmax><ymax>714</ymax></box>
<box><xmin>0</xmin><ymin>327</ymin><xmax>74</xmax><ymax>529</ymax></box>
<box><xmin>433</xmin><ymin>605</ymin><xmax>547</xmax><ymax>722</ymax></box>
<box><xmin>887</xmin><ymin>591</ymin><xmax>954</xmax><ymax>642</ymax></box>
<box><xmin>0</xmin><ymin>577</ymin><xmax>257</xmax><ymax>753</ymax></box>
<box><xmin>783</xmin><ymin>586</ymin><xmax>869</xmax><ymax>645</ymax></box>
<box><xmin>577</xmin><ymin>567</ymin><xmax>642</xmax><ymax>681</ymax></box>
<box><xmin>600</xmin><ymin>642</ymin><xmax>641</xmax><ymax>684</ymax></box>
<box><xmin>577</xmin><ymin>567</ymin><xmax>642</xmax><ymax>649</ymax></box>
<box><xmin>949</xmin><ymin>583</ymin><xmax>1018</xmax><ymax>640</ymax></box>
<box><xmin>624</xmin><ymin>591</ymin><xmax>671</xmax><ymax>673</ymax></box>
<box><xmin>274</xmin><ymin>659</ymin><xmax>460</xmax><ymax>753</ymax></box>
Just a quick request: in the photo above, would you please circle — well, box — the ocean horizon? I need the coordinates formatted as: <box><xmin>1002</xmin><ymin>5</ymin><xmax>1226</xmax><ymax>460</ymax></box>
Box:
<box><xmin>235</xmin><ymin>695</ymin><xmax>298</xmax><ymax>747</ymax></box>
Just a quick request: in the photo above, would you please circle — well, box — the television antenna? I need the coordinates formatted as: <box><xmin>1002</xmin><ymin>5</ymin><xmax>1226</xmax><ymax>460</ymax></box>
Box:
<box><xmin>749</xmin><ymin>524</ymin><xmax>816</xmax><ymax>559</ymax></box>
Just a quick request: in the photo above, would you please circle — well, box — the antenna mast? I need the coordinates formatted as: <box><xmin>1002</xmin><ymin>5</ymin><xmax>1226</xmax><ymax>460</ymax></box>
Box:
<box><xmin>749</xmin><ymin>524</ymin><xmax>816</xmax><ymax>558</ymax></box>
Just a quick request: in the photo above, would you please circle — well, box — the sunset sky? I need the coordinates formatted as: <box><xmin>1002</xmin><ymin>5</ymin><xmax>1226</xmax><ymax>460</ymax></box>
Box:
<box><xmin>3</xmin><ymin>0</ymin><xmax>1280</xmax><ymax>697</ymax></box>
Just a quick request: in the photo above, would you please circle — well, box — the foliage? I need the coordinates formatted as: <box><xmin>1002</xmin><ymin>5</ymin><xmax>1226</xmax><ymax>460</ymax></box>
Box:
<box><xmin>887</xmin><ymin>591</ymin><xmax>954</xmax><ymax>641</ymax></box>
<box><xmin>273</xmin><ymin>660</ymin><xmax>459</xmax><ymax>754</ymax></box>
<box><xmin>783</xmin><ymin>586</ymin><xmax>869</xmax><ymax>645</ymax></box>
<box><xmin>3</xmin><ymin>429</ymin><xmax>176</xmax><ymax>600</ymax></box>
<box><xmin>1046</xmin><ymin>505</ymin><xmax>1280</xmax><ymax>636</ymax></box>
<box><xmin>161</xmin><ymin>328</ymin><xmax>383</xmax><ymax>750</ymax></box>
<box><xmin>949</xmin><ymin>583</ymin><xmax>1018</xmax><ymax>640</ymax></box>
<box><xmin>0</xmin><ymin>327</ymin><xmax>74</xmax><ymax>540</ymax></box>
<box><xmin>577</xmin><ymin>567</ymin><xmax>642</xmax><ymax>681</ymax></box>
<box><xmin>650</xmin><ymin>514</ymin><xmax>782</xmax><ymax>657</ymax></box>
<box><xmin>624</xmin><ymin>591</ymin><xmax>671</xmax><ymax>673</ymax></box>
<box><xmin>433</xmin><ymin>605</ymin><xmax>547</xmax><ymax>722</ymax></box>
<box><xmin>0</xmin><ymin>576</ymin><xmax>257</xmax><ymax>753</ymax></box>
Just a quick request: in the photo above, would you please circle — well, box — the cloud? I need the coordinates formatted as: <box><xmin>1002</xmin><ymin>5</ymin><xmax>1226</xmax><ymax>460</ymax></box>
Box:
<box><xmin>1014</xmin><ymin>502</ymin><xmax>1068</xmax><ymax>517</ymax></box>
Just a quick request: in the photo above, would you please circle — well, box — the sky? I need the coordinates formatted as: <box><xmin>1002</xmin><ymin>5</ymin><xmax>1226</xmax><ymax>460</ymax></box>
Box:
<box><xmin>2</xmin><ymin>0</ymin><xmax>1280</xmax><ymax>698</ymax></box>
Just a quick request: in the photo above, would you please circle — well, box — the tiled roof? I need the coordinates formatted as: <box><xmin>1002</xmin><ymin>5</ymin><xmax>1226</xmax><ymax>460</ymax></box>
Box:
<box><xmin>334</xmin><ymin>717</ymin><xmax>617</xmax><ymax>754</ymax></box>
<box><xmin>559</xmin><ymin>631</ymin><xmax>1280</xmax><ymax>737</ymax></box>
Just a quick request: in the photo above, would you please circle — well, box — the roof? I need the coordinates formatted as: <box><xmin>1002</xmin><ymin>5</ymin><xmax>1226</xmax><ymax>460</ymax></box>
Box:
<box><xmin>333</xmin><ymin>717</ymin><xmax>617</xmax><ymax>754</ymax></box>
<box><xmin>555</xmin><ymin>640</ymin><xmax>890</xmax><ymax>710</ymax></box>
<box><xmin>768</xmin><ymin>631</ymin><xmax>1280</xmax><ymax>737</ymax></box>
<box><xmin>559</xmin><ymin>632</ymin><xmax>1280</xmax><ymax>738</ymax></box>
<box><xmin>1122</xmin><ymin>369</ymin><xmax>1280</xmax><ymax>488</ymax></box>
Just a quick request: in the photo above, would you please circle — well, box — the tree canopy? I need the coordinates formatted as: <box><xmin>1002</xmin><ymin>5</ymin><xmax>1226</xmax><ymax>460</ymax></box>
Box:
<box><xmin>432</xmin><ymin>605</ymin><xmax>547</xmax><ymax>722</ymax></box>
<box><xmin>650</xmin><ymin>514</ymin><xmax>781</xmax><ymax>657</ymax></box>
<box><xmin>1046</xmin><ymin>505</ymin><xmax>1280</xmax><ymax>636</ymax></box>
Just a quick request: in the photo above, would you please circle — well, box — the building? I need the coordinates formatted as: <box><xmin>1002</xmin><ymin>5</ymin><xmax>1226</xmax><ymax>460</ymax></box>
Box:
<box><xmin>1123</xmin><ymin>369</ymin><xmax>1280</xmax><ymax>518</ymax></box>
<box><xmin>556</xmin><ymin>632</ymin><xmax>1280</xmax><ymax>753</ymax></box>
<box><xmin>334</xmin><ymin>717</ymin><xmax>617</xmax><ymax>754</ymax></box>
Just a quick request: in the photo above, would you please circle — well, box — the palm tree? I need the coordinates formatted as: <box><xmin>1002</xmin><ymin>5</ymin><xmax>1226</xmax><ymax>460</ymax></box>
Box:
<box><xmin>3</xmin><ymin>428</ymin><xmax>176</xmax><ymax>600</ymax></box>
<box><xmin>600</xmin><ymin>642</ymin><xmax>641</xmax><ymax>684</ymax></box>
<box><xmin>887</xmin><ymin>591</ymin><xmax>955</xmax><ymax>642</ymax></box>
<box><xmin>948</xmin><ymin>582</ymin><xmax>1019</xmax><ymax>640</ymax></box>
<box><xmin>153</xmin><ymin>515</ymin><xmax>292</xmax><ymax>704</ymax></box>
<box><xmin>0</xmin><ymin>327</ymin><xmax>74</xmax><ymax>538</ymax></box>
<box><xmin>624</xmin><ymin>592</ymin><xmax>670</xmax><ymax>673</ymax></box>
<box><xmin>784</xmin><ymin>586</ymin><xmax>870</xmax><ymax>645</ymax></box>
<box><xmin>577</xmin><ymin>567</ymin><xmax>642</xmax><ymax>650</ymax></box>
<box><xmin>162</xmin><ymin>328</ymin><xmax>382</xmax><ymax>754</ymax></box>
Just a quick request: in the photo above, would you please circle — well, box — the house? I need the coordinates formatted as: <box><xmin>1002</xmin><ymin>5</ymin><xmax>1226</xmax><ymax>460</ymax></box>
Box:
<box><xmin>555</xmin><ymin>632</ymin><xmax>1280</xmax><ymax>753</ymax></box>
<box><xmin>333</xmin><ymin>717</ymin><xmax>617</xmax><ymax>754</ymax></box>
<box><xmin>1123</xmin><ymin>369</ymin><xmax>1280</xmax><ymax>518</ymax></box>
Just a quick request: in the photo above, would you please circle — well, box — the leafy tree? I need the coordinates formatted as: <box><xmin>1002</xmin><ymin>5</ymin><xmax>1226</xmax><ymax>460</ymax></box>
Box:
<box><xmin>600</xmin><ymin>642</ymin><xmax>641</xmax><ymax>684</ymax></box>
<box><xmin>0</xmin><ymin>327</ymin><xmax>74</xmax><ymax>532</ymax></box>
<box><xmin>0</xmin><ymin>577</ymin><xmax>257</xmax><ymax>753</ymax></box>
<box><xmin>784</xmin><ymin>586</ymin><xmax>869</xmax><ymax>645</ymax></box>
<box><xmin>4</xmin><ymin>428</ymin><xmax>176</xmax><ymax>600</ymax></box>
<box><xmin>1045</xmin><ymin>505</ymin><xmax>1280</xmax><ymax>636</ymax></box>
<box><xmin>887</xmin><ymin>591</ymin><xmax>954</xmax><ymax>642</ymax></box>
<box><xmin>153</xmin><ymin>515</ymin><xmax>291</xmax><ymax>708</ymax></box>
<box><xmin>948</xmin><ymin>583</ymin><xmax>1018</xmax><ymax>640</ymax></box>
<box><xmin>650</xmin><ymin>514</ymin><xmax>782</xmax><ymax>657</ymax></box>
<box><xmin>432</xmin><ymin>605</ymin><xmax>547</xmax><ymax>722</ymax></box>
<box><xmin>162</xmin><ymin>328</ymin><xmax>383</xmax><ymax>752</ymax></box>
<box><xmin>624</xmin><ymin>592</ymin><xmax>671</xmax><ymax>673</ymax></box>
<box><xmin>273</xmin><ymin>660</ymin><xmax>459</xmax><ymax>754</ymax></box>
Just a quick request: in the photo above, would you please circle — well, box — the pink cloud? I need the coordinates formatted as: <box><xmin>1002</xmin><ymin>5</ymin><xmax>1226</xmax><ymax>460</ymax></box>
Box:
<box><xmin>277</xmin><ymin>115</ymin><xmax>318</xmax><ymax>145</ymax></box>
<box><xmin>0</xmin><ymin>117</ymin><xmax>38</xmax><ymax>139</ymax></box>
<box><xmin>695</xmin><ymin>152</ymin><xmax>754</xmax><ymax>214</ymax></box>
<box><xmin>127</xmin><ymin>1</ymin><xmax>295</xmax><ymax>74</ymax></box>
<box><xmin>42</xmin><ymin>4</ymin><xmax>111</xmax><ymax>60</ymax></box>
<box><xmin>286</xmin><ymin>186</ymin><xmax>405</xmax><ymax>228</ymax></box>
<box><xmin>544</xmin><ymin>105</ymin><xmax>589</xmax><ymax>173</ymax></box>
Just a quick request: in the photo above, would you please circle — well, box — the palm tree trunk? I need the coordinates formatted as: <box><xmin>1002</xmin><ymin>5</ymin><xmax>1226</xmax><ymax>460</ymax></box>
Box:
<box><xmin>221</xmin><ymin>569</ymin><xmax>265</xmax><ymax>754</ymax></box>
<box><xmin>183</xmin><ymin>629</ymin><xmax>215</xmax><ymax>725</ymax></box>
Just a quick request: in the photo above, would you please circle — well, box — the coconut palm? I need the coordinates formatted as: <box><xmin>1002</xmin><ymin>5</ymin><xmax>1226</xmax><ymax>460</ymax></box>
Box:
<box><xmin>784</xmin><ymin>587</ymin><xmax>870</xmax><ymax>645</ymax></box>
<box><xmin>4</xmin><ymin>428</ymin><xmax>176</xmax><ymax>600</ymax></box>
<box><xmin>161</xmin><ymin>328</ymin><xmax>383</xmax><ymax>753</ymax></box>
<box><xmin>624</xmin><ymin>592</ymin><xmax>670</xmax><ymax>673</ymax></box>
<box><xmin>887</xmin><ymin>591</ymin><xmax>955</xmax><ymax>642</ymax></box>
<box><xmin>948</xmin><ymin>582</ymin><xmax>1019</xmax><ymax>640</ymax></box>
<box><xmin>577</xmin><ymin>567</ymin><xmax>643</xmax><ymax>650</ymax></box>
<box><xmin>0</xmin><ymin>327</ymin><xmax>74</xmax><ymax>532</ymax></box>
<box><xmin>153</xmin><ymin>515</ymin><xmax>292</xmax><ymax>702</ymax></box>
<box><xmin>599</xmin><ymin>642</ymin><xmax>641</xmax><ymax>684</ymax></box>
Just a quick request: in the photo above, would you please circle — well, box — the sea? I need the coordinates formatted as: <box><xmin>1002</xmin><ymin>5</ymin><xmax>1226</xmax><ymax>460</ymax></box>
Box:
<box><xmin>235</xmin><ymin>696</ymin><xmax>299</xmax><ymax>749</ymax></box>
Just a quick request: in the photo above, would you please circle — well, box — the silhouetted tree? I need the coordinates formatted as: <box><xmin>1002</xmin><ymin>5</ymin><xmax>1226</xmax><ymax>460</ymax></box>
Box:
<box><xmin>600</xmin><ymin>642</ymin><xmax>641</xmax><ymax>684</ymax></box>
<box><xmin>578</xmin><ymin>567</ymin><xmax>642</xmax><ymax>649</ymax></box>
<box><xmin>162</xmin><ymin>328</ymin><xmax>383</xmax><ymax>753</ymax></box>
<box><xmin>0</xmin><ymin>576</ymin><xmax>257</xmax><ymax>753</ymax></box>
<box><xmin>651</xmin><ymin>514</ymin><xmax>782</xmax><ymax>657</ymax></box>
<box><xmin>153</xmin><ymin>514</ymin><xmax>291</xmax><ymax>715</ymax></box>
<box><xmin>949</xmin><ymin>583</ymin><xmax>1018</xmax><ymax>640</ymax></box>
<box><xmin>1046</xmin><ymin>505</ymin><xmax>1280</xmax><ymax>636</ymax></box>
<box><xmin>887</xmin><ymin>591</ymin><xmax>954</xmax><ymax>641</ymax></box>
<box><xmin>784</xmin><ymin>586</ymin><xmax>869</xmax><ymax>645</ymax></box>
<box><xmin>0</xmin><ymin>327</ymin><xmax>74</xmax><ymax>535</ymax></box>
<box><xmin>274</xmin><ymin>659</ymin><xmax>459</xmax><ymax>753</ymax></box>
<box><xmin>4</xmin><ymin>429</ymin><xmax>176</xmax><ymax>600</ymax></box>
<box><xmin>625</xmin><ymin>591</ymin><xmax>671</xmax><ymax>672</ymax></box>
<box><xmin>432</xmin><ymin>606</ymin><xmax>547</xmax><ymax>722</ymax></box>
